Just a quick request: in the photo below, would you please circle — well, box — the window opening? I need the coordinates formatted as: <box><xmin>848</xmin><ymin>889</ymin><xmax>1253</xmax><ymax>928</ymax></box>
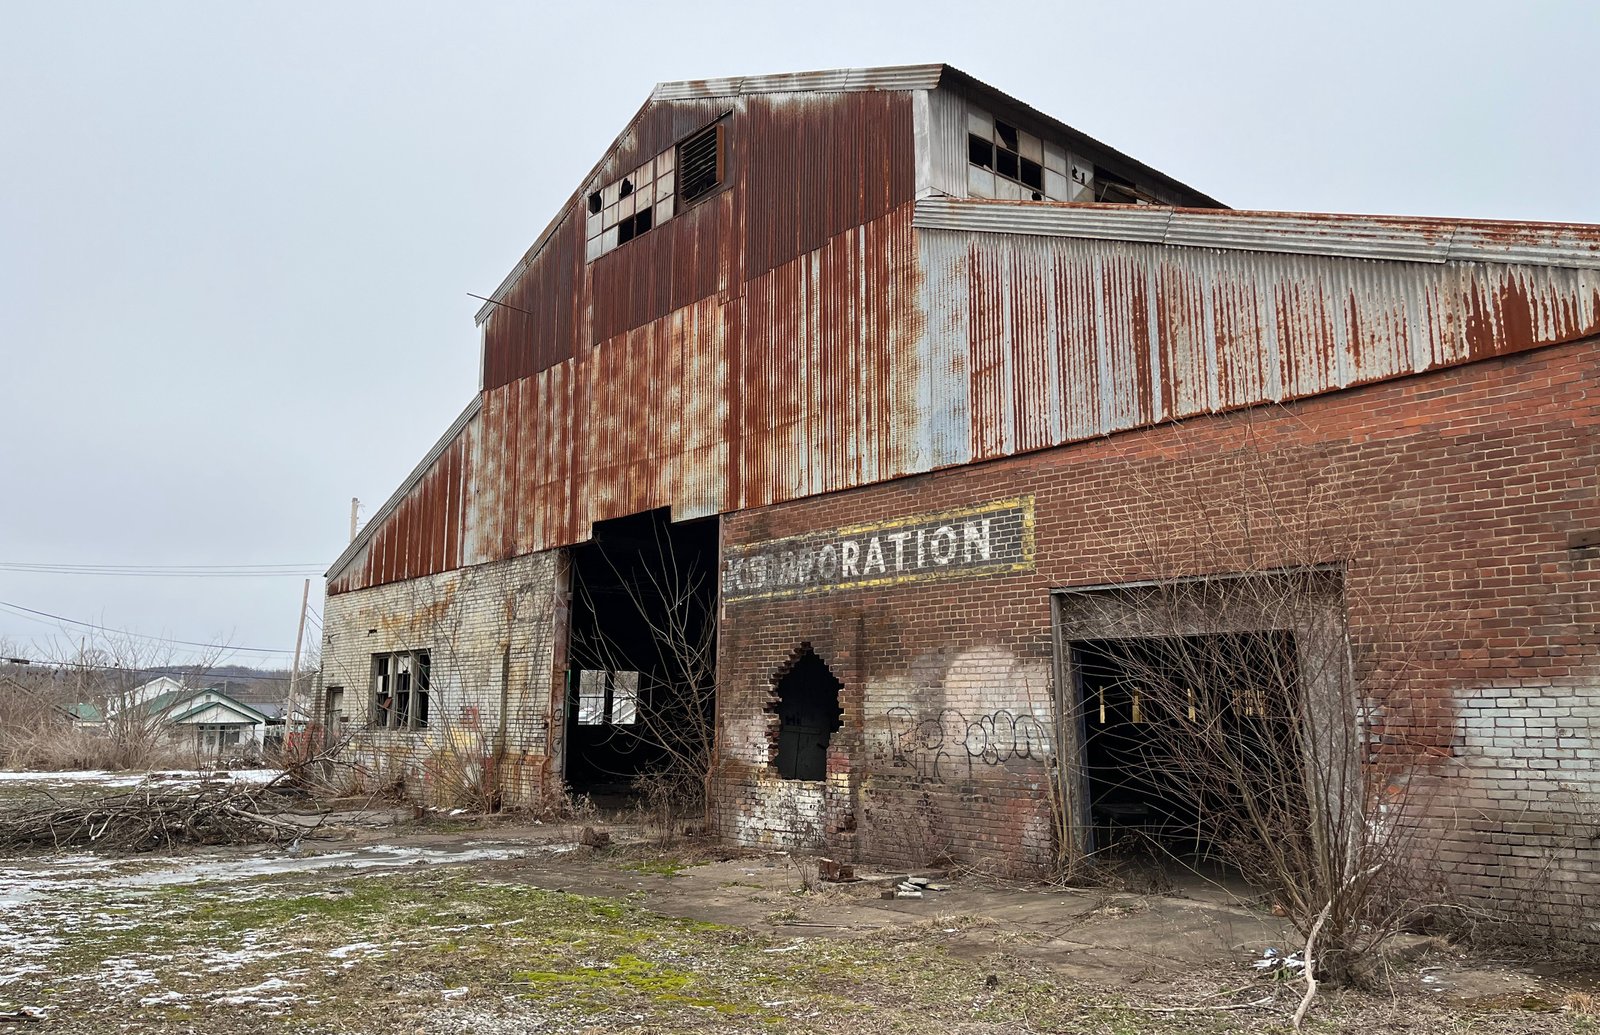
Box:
<box><xmin>585</xmin><ymin>145</ymin><xmax>676</xmax><ymax>261</ymax></box>
<box><xmin>577</xmin><ymin>669</ymin><xmax>606</xmax><ymax>725</ymax></box>
<box><xmin>371</xmin><ymin>650</ymin><xmax>430</xmax><ymax>731</ymax></box>
<box><xmin>770</xmin><ymin>648</ymin><xmax>843</xmax><ymax>781</ymax></box>
<box><xmin>967</xmin><ymin>106</ymin><xmax>1091</xmax><ymax>203</ymax></box>
<box><xmin>678</xmin><ymin>123</ymin><xmax>722</xmax><ymax>205</ymax></box>
<box><xmin>611</xmin><ymin>670</ymin><xmax>639</xmax><ymax>726</ymax></box>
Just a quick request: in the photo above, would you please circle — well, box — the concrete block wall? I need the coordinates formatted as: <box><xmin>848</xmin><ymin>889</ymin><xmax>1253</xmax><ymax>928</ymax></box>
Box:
<box><xmin>715</xmin><ymin>334</ymin><xmax>1599</xmax><ymax>940</ymax></box>
<box><xmin>319</xmin><ymin>549</ymin><xmax>562</xmax><ymax>807</ymax></box>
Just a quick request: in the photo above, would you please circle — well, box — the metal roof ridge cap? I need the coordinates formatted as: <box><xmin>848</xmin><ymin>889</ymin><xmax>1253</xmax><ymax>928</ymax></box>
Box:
<box><xmin>325</xmin><ymin>394</ymin><xmax>485</xmax><ymax>582</ymax></box>
<box><xmin>652</xmin><ymin>64</ymin><xmax>946</xmax><ymax>100</ymax></box>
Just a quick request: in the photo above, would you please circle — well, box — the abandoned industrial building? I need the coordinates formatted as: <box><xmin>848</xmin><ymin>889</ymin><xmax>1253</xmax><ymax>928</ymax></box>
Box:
<box><xmin>318</xmin><ymin>64</ymin><xmax>1599</xmax><ymax>943</ymax></box>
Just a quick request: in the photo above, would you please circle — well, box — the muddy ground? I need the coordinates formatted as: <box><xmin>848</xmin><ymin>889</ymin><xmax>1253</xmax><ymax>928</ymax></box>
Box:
<box><xmin>0</xmin><ymin>778</ymin><xmax>1595</xmax><ymax>1033</ymax></box>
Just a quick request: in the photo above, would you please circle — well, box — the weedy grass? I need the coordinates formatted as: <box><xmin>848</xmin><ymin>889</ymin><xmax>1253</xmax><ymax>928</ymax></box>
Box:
<box><xmin>10</xmin><ymin>861</ymin><xmax>1591</xmax><ymax>1035</ymax></box>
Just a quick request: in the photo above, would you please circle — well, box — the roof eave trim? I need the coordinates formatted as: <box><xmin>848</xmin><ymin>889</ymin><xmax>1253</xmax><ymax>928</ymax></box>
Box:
<box><xmin>912</xmin><ymin>197</ymin><xmax>1600</xmax><ymax>270</ymax></box>
<box><xmin>650</xmin><ymin>63</ymin><xmax>946</xmax><ymax>101</ymax></box>
<box><xmin>325</xmin><ymin>395</ymin><xmax>484</xmax><ymax>584</ymax></box>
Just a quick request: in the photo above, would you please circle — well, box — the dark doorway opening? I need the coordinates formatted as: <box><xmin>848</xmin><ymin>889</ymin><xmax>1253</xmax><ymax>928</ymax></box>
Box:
<box><xmin>769</xmin><ymin>648</ymin><xmax>843</xmax><ymax>781</ymax></box>
<box><xmin>565</xmin><ymin>508</ymin><xmax>719</xmax><ymax>802</ymax></box>
<box><xmin>1073</xmin><ymin>631</ymin><xmax>1298</xmax><ymax>858</ymax></box>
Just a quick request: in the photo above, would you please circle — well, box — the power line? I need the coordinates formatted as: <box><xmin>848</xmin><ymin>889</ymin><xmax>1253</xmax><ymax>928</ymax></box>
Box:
<box><xmin>0</xmin><ymin>561</ymin><xmax>325</xmax><ymax>579</ymax></box>
<box><xmin>0</xmin><ymin>600</ymin><xmax>297</xmax><ymax>655</ymax></box>
<box><xmin>0</xmin><ymin>657</ymin><xmax>298</xmax><ymax>682</ymax></box>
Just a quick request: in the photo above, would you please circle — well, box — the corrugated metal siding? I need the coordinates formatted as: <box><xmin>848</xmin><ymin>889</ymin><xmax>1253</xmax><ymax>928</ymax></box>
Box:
<box><xmin>482</xmin><ymin>91</ymin><xmax>913</xmax><ymax>388</ymax></box>
<box><xmin>914</xmin><ymin>197</ymin><xmax>1600</xmax><ymax>271</ymax></box>
<box><xmin>333</xmin><ymin>202</ymin><xmax>923</xmax><ymax>593</ymax></box>
<box><xmin>925</xmin><ymin>227</ymin><xmax>1600</xmax><ymax>462</ymax></box>
<box><xmin>333</xmin><ymin>86</ymin><xmax>1600</xmax><ymax>596</ymax></box>
<box><xmin>742</xmin><ymin>91</ymin><xmax>916</xmax><ymax>282</ymax></box>
<box><xmin>336</xmin><ymin>212</ymin><xmax>1599</xmax><ymax>595</ymax></box>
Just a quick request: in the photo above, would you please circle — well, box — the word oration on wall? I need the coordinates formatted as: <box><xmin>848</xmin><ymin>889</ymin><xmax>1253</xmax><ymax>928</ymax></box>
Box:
<box><xmin>723</xmin><ymin>497</ymin><xmax>1035</xmax><ymax>602</ymax></box>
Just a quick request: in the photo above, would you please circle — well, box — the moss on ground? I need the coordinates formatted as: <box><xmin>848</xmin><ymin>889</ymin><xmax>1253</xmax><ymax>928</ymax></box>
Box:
<box><xmin>8</xmin><ymin>855</ymin><xmax>1589</xmax><ymax>1035</ymax></box>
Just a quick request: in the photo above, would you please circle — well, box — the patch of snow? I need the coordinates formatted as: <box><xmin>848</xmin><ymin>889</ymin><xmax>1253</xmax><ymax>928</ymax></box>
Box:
<box><xmin>138</xmin><ymin>990</ymin><xmax>188</xmax><ymax>1007</ymax></box>
<box><xmin>327</xmin><ymin>941</ymin><xmax>380</xmax><ymax>960</ymax></box>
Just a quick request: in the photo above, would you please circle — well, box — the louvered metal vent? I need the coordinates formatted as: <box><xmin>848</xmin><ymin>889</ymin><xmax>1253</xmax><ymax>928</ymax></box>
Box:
<box><xmin>678</xmin><ymin>124</ymin><xmax>722</xmax><ymax>204</ymax></box>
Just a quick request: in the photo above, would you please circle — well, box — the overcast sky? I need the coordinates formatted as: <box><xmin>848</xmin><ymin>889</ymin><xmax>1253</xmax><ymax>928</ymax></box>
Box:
<box><xmin>2</xmin><ymin>1</ymin><xmax>1596</xmax><ymax>668</ymax></box>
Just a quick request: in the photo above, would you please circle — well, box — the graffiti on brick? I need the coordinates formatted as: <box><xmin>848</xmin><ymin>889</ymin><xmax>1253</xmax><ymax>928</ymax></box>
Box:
<box><xmin>882</xmin><ymin>706</ymin><xmax>1051</xmax><ymax>782</ymax></box>
<box><xmin>723</xmin><ymin>497</ymin><xmax>1035</xmax><ymax>601</ymax></box>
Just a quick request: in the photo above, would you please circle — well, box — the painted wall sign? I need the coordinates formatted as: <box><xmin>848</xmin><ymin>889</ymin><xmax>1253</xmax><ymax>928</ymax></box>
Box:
<box><xmin>723</xmin><ymin>497</ymin><xmax>1035</xmax><ymax>601</ymax></box>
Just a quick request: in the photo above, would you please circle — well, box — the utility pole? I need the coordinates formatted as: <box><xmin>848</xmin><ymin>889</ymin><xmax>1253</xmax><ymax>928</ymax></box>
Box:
<box><xmin>349</xmin><ymin>497</ymin><xmax>361</xmax><ymax>542</ymax></box>
<box><xmin>287</xmin><ymin>578</ymin><xmax>310</xmax><ymax>743</ymax></box>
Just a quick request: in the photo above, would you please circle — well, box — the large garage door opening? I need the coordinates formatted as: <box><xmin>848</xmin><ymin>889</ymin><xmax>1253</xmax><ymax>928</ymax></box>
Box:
<box><xmin>1073</xmin><ymin>631</ymin><xmax>1300</xmax><ymax>861</ymax></box>
<box><xmin>565</xmin><ymin>509</ymin><xmax>719</xmax><ymax>804</ymax></box>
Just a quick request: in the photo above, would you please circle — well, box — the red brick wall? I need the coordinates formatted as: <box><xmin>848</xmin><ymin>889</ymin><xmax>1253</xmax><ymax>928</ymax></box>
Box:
<box><xmin>714</xmin><ymin>334</ymin><xmax>1600</xmax><ymax>939</ymax></box>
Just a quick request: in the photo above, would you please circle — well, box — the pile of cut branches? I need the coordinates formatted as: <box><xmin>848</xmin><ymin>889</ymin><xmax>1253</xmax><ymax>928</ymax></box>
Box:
<box><xmin>0</xmin><ymin>781</ymin><xmax>318</xmax><ymax>852</ymax></box>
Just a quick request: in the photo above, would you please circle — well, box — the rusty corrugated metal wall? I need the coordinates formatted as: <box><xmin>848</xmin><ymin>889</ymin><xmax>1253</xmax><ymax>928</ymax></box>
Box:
<box><xmin>330</xmin><ymin>83</ymin><xmax>1600</xmax><ymax>596</ymax></box>
<box><xmin>929</xmin><ymin>231</ymin><xmax>1600</xmax><ymax>465</ymax></box>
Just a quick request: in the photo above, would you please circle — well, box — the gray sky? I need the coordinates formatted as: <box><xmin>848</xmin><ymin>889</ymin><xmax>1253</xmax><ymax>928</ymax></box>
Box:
<box><xmin>2</xmin><ymin>1</ymin><xmax>1597</xmax><ymax>668</ymax></box>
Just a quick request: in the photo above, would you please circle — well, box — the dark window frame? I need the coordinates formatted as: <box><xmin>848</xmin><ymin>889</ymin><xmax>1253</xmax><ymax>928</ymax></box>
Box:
<box><xmin>969</xmin><ymin>116</ymin><xmax>1048</xmax><ymax>201</ymax></box>
<box><xmin>371</xmin><ymin>649</ymin><xmax>431</xmax><ymax>732</ymax></box>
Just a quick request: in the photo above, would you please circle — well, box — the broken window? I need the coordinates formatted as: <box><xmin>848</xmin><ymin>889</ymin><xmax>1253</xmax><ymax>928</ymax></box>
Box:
<box><xmin>581</xmin><ymin>118</ymin><xmax>728</xmax><ymax>263</ymax></box>
<box><xmin>770</xmin><ymin>648</ymin><xmax>843</xmax><ymax>781</ymax></box>
<box><xmin>585</xmin><ymin>144</ymin><xmax>677</xmax><ymax>262</ymax></box>
<box><xmin>371</xmin><ymin>650</ymin><xmax>430</xmax><ymax>731</ymax></box>
<box><xmin>967</xmin><ymin>105</ymin><xmax>1089</xmax><ymax>203</ymax></box>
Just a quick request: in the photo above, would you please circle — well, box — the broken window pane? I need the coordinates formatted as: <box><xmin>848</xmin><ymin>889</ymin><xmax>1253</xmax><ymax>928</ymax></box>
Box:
<box><xmin>371</xmin><ymin>649</ymin><xmax>431</xmax><ymax>731</ymax></box>
<box><xmin>1019</xmin><ymin>157</ymin><xmax>1043</xmax><ymax>191</ymax></box>
<box><xmin>968</xmin><ymin>134</ymin><xmax>993</xmax><ymax>169</ymax></box>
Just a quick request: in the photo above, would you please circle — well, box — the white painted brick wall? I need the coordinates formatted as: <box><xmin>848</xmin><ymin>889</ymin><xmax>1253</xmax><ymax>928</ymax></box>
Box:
<box><xmin>318</xmin><ymin>550</ymin><xmax>560</xmax><ymax>805</ymax></box>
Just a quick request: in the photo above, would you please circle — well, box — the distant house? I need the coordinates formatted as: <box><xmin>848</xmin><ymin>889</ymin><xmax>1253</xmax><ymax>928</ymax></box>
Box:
<box><xmin>146</xmin><ymin>688</ymin><xmax>271</xmax><ymax>755</ymax></box>
<box><xmin>91</xmin><ymin>678</ymin><xmax>273</xmax><ymax>755</ymax></box>
<box><xmin>114</xmin><ymin>675</ymin><xmax>187</xmax><ymax>712</ymax></box>
<box><xmin>63</xmin><ymin>701</ymin><xmax>103</xmax><ymax>727</ymax></box>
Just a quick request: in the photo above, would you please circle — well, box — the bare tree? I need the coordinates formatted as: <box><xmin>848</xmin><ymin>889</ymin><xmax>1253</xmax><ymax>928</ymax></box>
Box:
<box><xmin>571</xmin><ymin>521</ymin><xmax>719</xmax><ymax>838</ymax></box>
<box><xmin>1047</xmin><ymin>423</ymin><xmax>1452</xmax><ymax>1023</ymax></box>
